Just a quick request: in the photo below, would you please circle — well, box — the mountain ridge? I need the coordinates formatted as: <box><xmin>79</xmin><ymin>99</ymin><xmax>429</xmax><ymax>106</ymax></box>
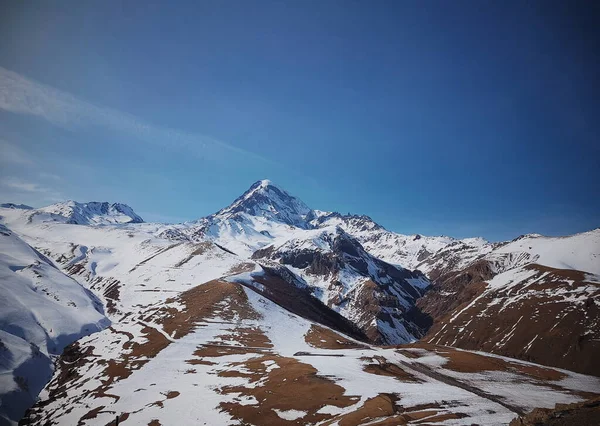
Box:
<box><xmin>1</xmin><ymin>179</ymin><xmax>599</xmax><ymax>425</ymax></box>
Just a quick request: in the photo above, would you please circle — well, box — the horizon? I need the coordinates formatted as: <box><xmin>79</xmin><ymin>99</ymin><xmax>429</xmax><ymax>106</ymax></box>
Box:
<box><xmin>1</xmin><ymin>1</ymin><xmax>599</xmax><ymax>241</ymax></box>
<box><xmin>2</xmin><ymin>177</ymin><xmax>599</xmax><ymax>243</ymax></box>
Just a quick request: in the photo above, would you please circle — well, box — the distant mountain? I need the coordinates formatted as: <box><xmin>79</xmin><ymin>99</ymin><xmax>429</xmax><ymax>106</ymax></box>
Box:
<box><xmin>310</xmin><ymin>211</ymin><xmax>493</xmax><ymax>276</ymax></box>
<box><xmin>186</xmin><ymin>179</ymin><xmax>491</xmax><ymax>270</ymax></box>
<box><xmin>214</xmin><ymin>179</ymin><xmax>314</xmax><ymax>228</ymax></box>
<box><xmin>0</xmin><ymin>203</ymin><xmax>33</xmax><ymax>210</ymax></box>
<box><xmin>21</xmin><ymin>201</ymin><xmax>143</xmax><ymax>225</ymax></box>
<box><xmin>187</xmin><ymin>180</ymin><xmax>315</xmax><ymax>257</ymax></box>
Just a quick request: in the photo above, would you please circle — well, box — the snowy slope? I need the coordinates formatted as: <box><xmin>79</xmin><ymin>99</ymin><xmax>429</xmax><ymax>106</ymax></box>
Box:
<box><xmin>0</xmin><ymin>224</ymin><xmax>109</xmax><ymax>425</ymax></box>
<box><xmin>488</xmin><ymin>229</ymin><xmax>600</xmax><ymax>275</ymax></box>
<box><xmin>21</xmin><ymin>278</ymin><xmax>600</xmax><ymax>426</ymax></box>
<box><xmin>0</xmin><ymin>205</ymin><xmax>256</xmax><ymax>425</ymax></box>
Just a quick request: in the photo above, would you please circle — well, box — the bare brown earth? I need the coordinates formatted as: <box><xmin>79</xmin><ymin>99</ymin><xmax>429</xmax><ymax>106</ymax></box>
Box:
<box><xmin>319</xmin><ymin>394</ymin><xmax>467</xmax><ymax>426</ymax></box>
<box><xmin>405</xmin><ymin>343</ymin><xmax>567</xmax><ymax>381</ymax></box>
<box><xmin>419</xmin><ymin>263</ymin><xmax>600</xmax><ymax>376</ymax></box>
<box><xmin>304</xmin><ymin>324</ymin><xmax>369</xmax><ymax>350</ymax></box>
<box><xmin>361</xmin><ymin>356</ymin><xmax>421</xmax><ymax>382</ymax></box>
<box><xmin>183</xmin><ymin>304</ymin><xmax>363</xmax><ymax>424</ymax></box>
<box><xmin>416</xmin><ymin>260</ymin><xmax>494</xmax><ymax>323</ymax></box>
<box><xmin>510</xmin><ymin>397</ymin><xmax>600</xmax><ymax>426</ymax></box>
<box><xmin>173</xmin><ymin>241</ymin><xmax>213</xmax><ymax>267</ymax></box>
<box><xmin>226</xmin><ymin>261</ymin><xmax>256</xmax><ymax>275</ymax></box>
<box><xmin>159</xmin><ymin>279</ymin><xmax>260</xmax><ymax>337</ymax></box>
<box><xmin>322</xmin><ymin>394</ymin><xmax>399</xmax><ymax>426</ymax></box>
<box><xmin>219</xmin><ymin>354</ymin><xmax>359</xmax><ymax>425</ymax></box>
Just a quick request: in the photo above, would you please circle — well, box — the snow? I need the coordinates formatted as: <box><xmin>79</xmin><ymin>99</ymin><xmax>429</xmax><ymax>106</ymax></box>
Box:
<box><xmin>211</xmin><ymin>179</ymin><xmax>313</xmax><ymax>229</ymax></box>
<box><xmin>493</xmin><ymin>229</ymin><xmax>600</xmax><ymax>275</ymax></box>
<box><xmin>0</xmin><ymin>224</ymin><xmax>109</xmax><ymax>425</ymax></box>
<box><xmin>273</xmin><ymin>409</ymin><xmax>307</xmax><ymax>420</ymax></box>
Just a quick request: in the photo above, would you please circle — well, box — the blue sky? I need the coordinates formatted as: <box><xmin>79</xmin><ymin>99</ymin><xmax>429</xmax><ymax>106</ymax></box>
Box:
<box><xmin>0</xmin><ymin>1</ymin><xmax>598</xmax><ymax>241</ymax></box>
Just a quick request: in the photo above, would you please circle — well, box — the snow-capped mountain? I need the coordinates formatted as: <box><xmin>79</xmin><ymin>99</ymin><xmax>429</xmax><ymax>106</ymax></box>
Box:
<box><xmin>311</xmin><ymin>211</ymin><xmax>493</xmax><ymax>275</ymax></box>
<box><xmin>214</xmin><ymin>179</ymin><xmax>314</xmax><ymax>227</ymax></box>
<box><xmin>184</xmin><ymin>180</ymin><xmax>493</xmax><ymax>273</ymax></box>
<box><xmin>186</xmin><ymin>180</ymin><xmax>315</xmax><ymax>257</ymax></box>
<box><xmin>1</xmin><ymin>180</ymin><xmax>599</xmax><ymax>425</ymax></box>
<box><xmin>0</xmin><ymin>203</ymin><xmax>33</xmax><ymax>210</ymax></box>
<box><xmin>15</xmin><ymin>201</ymin><xmax>144</xmax><ymax>225</ymax></box>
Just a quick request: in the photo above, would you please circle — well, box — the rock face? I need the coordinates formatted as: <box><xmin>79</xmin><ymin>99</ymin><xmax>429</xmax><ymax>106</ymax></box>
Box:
<box><xmin>228</xmin><ymin>264</ymin><xmax>368</xmax><ymax>342</ymax></box>
<box><xmin>251</xmin><ymin>226</ymin><xmax>430</xmax><ymax>344</ymax></box>
<box><xmin>510</xmin><ymin>397</ymin><xmax>600</xmax><ymax>426</ymax></box>
<box><xmin>309</xmin><ymin>211</ymin><xmax>494</xmax><ymax>275</ymax></box>
<box><xmin>0</xmin><ymin>203</ymin><xmax>33</xmax><ymax>210</ymax></box>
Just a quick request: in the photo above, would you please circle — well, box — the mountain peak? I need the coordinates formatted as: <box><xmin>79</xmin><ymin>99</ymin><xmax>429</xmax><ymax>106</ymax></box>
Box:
<box><xmin>214</xmin><ymin>179</ymin><xmax>313</xmax><ymax>228</ymax></box>
<box><xmin>29</xmin><ymin>201</ymin><xmax>144</xmax><ymax>225</ymax></box>
<box><xmin>0</xmin><ymin>203</ymin><xmax>33</xmax><ymax>210</ymax></box>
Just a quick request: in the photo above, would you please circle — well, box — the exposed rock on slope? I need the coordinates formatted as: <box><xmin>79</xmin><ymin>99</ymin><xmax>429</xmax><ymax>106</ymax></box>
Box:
<box><xmin>213</xmin><ymin>179</ymin><xmax>314</xmax><ymax>228</ymax></box>
<box><xmin>310</xmin><ymin>211</ymin><xmax>493</xmax><ymax>274</ymax></box>
<box><xmin>420</xmin><ymin>230</ymin><xmax>600</xmax><ymax>376</ymax></box>
<box><xmin>0</xmin><ymin>203</ymin><xmax>32</xmax><ymax>210</ymax></box>
<box><xmin>227</xmin><ymin>264</ymin><xmax>368</xmax><ymax>342</ymax></box>
<box><xmin>510</xmin><ymin>397</ymin><xmax>600</xmax><ymax>426</ymax></box>
<box><xmin>251</xmin><ymin>226</ymin><xmax>430</xmax><ymax>343</ymax></box>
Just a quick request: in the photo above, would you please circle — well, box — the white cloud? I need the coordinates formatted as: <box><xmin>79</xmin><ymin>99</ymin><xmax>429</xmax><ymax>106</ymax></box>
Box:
<box><xmin>2</xmin><ymin>178</ymin><xmax>43</xmax><ymax>192</ymax></box>
<box><xmin>39</xmin><ymin>172</ymin><xmax>63</xmax><ymax>181</ymax></box>
<box><xmin>0</xmin><ymin>177</ymin><xmax>64</xmax><ymax>204</ymax></box>
<box><xmin>0</xmin><ymin>66</ymin><xmax>273</xmax><ymax>164</ymax></box>
<box><xmin>0</xmin><ymin>139</ymin><xmax>34</xmax><ymax>165</ymax></box>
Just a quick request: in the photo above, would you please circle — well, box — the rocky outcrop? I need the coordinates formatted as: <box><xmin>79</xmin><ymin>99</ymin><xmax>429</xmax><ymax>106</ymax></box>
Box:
<box><xmin>252</xmin><ymin>227</ymin><xmax>431</xmax><ymax>344</ymax></box>
<box><xmin>510</xmin><ymin>398</ymin><xmax>600</xmax><ymax>426</ymax></box>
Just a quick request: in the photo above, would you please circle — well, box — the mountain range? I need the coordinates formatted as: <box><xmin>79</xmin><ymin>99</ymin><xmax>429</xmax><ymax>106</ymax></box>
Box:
<box><xmin>0</xmin><ymin>179</ymin><xmax>598</xmax><ymax>425</ymax></box>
